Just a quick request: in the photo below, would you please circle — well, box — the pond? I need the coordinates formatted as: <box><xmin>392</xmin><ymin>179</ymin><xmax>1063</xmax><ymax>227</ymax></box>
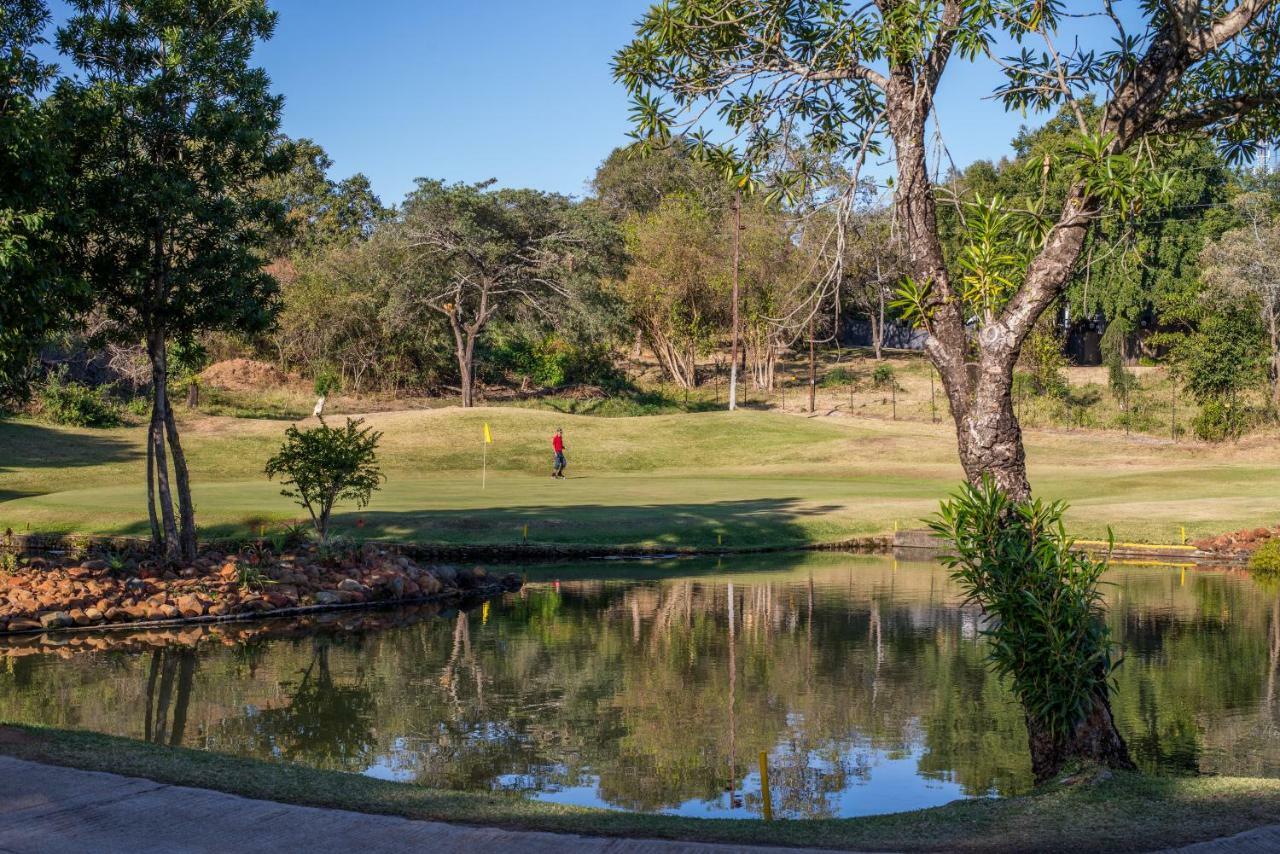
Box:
<box><xmin>1</xmin><ymin>553</ymin><xmax>1278</xmax><ymax>820</ymax></box>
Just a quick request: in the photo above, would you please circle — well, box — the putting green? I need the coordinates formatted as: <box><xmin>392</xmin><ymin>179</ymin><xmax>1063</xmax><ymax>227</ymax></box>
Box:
<box><xmin>1</xmin><ymin>407</ymin><xmax>1275</xmax><ymax>547</ymax></box>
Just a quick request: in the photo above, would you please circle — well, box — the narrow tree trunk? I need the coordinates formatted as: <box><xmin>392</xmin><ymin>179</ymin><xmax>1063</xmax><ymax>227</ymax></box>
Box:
<box><xmin>147</xmin><ymin>331</ymin><xmax>180</xmax><ymax>561</ymax></box>
<box><xmin>146</xmin><ymin>433</ymin><xmax>160</xmax><ymax>547</ymax></box>
<box><xmin>808</xmin><ymin>313</ymin><xmax>817</xmax><ymax>413</ymax></box>
<box><xmin>163</xmin><ymin>397</ymin><xmax>197</xmax><ymax>562</ymax></box>
<box><xmin>873</xmin><ymin>286</ymin><xmax>885</xmax><ymax>361</ymax></box>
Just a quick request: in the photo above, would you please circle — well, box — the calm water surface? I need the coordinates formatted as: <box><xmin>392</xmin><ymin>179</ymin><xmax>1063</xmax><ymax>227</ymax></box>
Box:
<box><xmin>2</xmin><ymin>554</ymin><xmax>1278</xmax><ymax>819</ymax></box>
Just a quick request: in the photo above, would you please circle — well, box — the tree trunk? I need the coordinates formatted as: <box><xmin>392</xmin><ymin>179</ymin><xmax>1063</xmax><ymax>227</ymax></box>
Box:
<box><xmin>873</xmin><ymin>286</ymin><xmax>885</xmax><ymax>361</ymax></box>
<box><xmin>163</xmin><ymin>397</ymin><xmax>197</xmax><ymax>562</ymax></box>
<box><xmin>147</xmin><ymin>332</ymin><xmax>181</xmax><ymax>562</ymax></box>
<box><xmin>1026</xmin><ymin>692</ymin><xmax>1135</xmax><ymax>784</ymax></box>
<box><xmin>886</xmin><ymin>69</ymin><xmax>1132</xmax><ymax>780</ymax></box>
<box><xmin>808</xmin><ymin>313</ymin><xmax>817</xmax><ymax>413</ymax></box>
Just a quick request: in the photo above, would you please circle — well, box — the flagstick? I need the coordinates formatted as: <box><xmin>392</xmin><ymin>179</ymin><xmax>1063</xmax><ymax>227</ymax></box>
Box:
<box><xmin>482</xmin><ymin>441</ymin><xmax>487</xmax><ymax>490</ymax></box>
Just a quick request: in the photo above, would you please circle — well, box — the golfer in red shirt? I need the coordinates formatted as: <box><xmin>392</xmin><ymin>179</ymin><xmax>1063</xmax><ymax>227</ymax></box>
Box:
<box><xmin>552</xmin><ymin>428</ymin><xmax>567</xmax><ymax>479</ymax></box>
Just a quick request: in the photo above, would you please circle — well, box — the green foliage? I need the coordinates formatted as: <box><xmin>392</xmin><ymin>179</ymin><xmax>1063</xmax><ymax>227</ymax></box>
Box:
<box><xmin>1248</xmin><ymin>538</ymin><xmax>1280</xmax><ymax>575</ymax></box>
<box><xmin>313</xmin><ymin>368</ymin><xmax>341</xmax><ymax>398</ymax></box>
<box><xmin>37</xmin><ymin>370</ymin><xmax>119</xmax><ymax>428</ymax></box>
<box><xmin>1169</xmin><ymin>305</ymin><xmax>1266</xmax><ymax>440</ymax></box>
<box><xmin>1191</xmin><ymin>399</ymin><xmax>1246</xmax><ymax>443</ymax></box>
<box><xmin>1018</xmin><ymin>323</ymin><xmax>1068</xmax><ymax>398</ymax></box>
<box><xmin>591</xmin><ymin>140</ymin><xmax>731</xmax><ymax>220</ymax></box>
<box><xmin>821</xmin><ymin>366</ymin><xmax>856</xmax><ymax>388</ymax></box>
<box><xmin>931</xmin><ymin>477</ymin><xmax>1119</xmax><ymax>747</ymax></box>
<box><xmin>57</xmin><ymin>0</ymin><xmax>287</xmax><ymax>349</ymax></box>
<box><xmin>0</xmin><ymin>0</ymin><xmax>85</xmax><ymax>398</ymax></box>
<box><xmin>871</xmin><ymin>364</ymin><xmax>895</xmax><ymax>389</ymax></box>
<box><xmin>261</xmin><ymin>136</ymin><xmax>387</xmax><ymax>257</ymax></box>
<box><xmin>484</xmin><ymin>330</ymin><xmax>622</xmax><ymax>390</ymax></box>
<box><xmin>265</xmin><ymin>417</ymin><xmax>384</xmax><ymax>542</ymax></box>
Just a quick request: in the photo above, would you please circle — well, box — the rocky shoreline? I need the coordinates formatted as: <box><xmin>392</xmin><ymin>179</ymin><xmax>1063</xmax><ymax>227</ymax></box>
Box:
<box><xmin>0</xmin><ymin>542</ymin><xmax>521</xmax><ymax>636</ymax></box>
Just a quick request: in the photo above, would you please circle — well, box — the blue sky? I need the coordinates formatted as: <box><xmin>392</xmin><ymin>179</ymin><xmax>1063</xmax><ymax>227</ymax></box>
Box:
<box><xmin>43</xmin><ymin>1</ymin><xmax>1061</xmax><ymax>206</ymax></box>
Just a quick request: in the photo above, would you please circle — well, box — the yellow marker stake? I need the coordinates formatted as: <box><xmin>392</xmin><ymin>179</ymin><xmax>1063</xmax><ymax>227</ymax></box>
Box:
<box><xmin>1181</xmin><ymin>526</ymin><xmax>1187</xmax><ymax>545</ymax></box>
<box><xmin>523</xmin><ymin>524</ymin><xmax>528</xmax><ymax>543</ymax></box>
<box><xmin>482</xmin><ymin>600</ymin><xmax>490</xmax><ymax>626</ymax></box>
<box><xmin>1180</xmin><ymin>567</ymin><xmax>1186</xmax><ymax>587</ymax></box>
<box><xmin>759</xmin><ymin>752</ymin><xmax>773</xmax><ymax>822</ymax></box>
<box><xmin>718</xmin><ymin>533</ymin><xmax>723</xmax><ymax>547</ymax></box>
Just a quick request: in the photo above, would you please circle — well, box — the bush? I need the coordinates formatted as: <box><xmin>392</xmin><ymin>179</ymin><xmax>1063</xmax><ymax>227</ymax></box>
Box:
<box><xmin>1019</xmin><ymin>323</ymin><xmax>1068</xmax><ymax>398</ymax></box>
<box><xmin>1250</xmin><ymin>538</ymin><xmax>1280</xmax><ymax>574</ymax></box>
<box><xmin>314</xmin><ymin>367</ymin><xmax>341</xmax><ymax>397</ymax></box>
<box><xmin>871</xmin><ymin>364</ymin><xmax>895</xmax><ymax>389</ymax></box>
<box><xmin>1193</xmin><ymin>398</ymin><xmax>1248</xmax><ymax>442</ymax></box>
<box><xmin>264</xmin><ymin>417</ymin><xmax>384</xmax><ymax>543</ymax></box>
<box><xmin>38</xmin><ymin>370</ymin><xmax>120</xmax><ymax>427</ymax></box>
<box><xmin>930</xmin><ymin>476</ymin><xmax>1122</xmax><ymax>779</ymax></box>
<box><xmin>821</xmin><ymin>366</ymin><xmax>856</xmax><ymax>388</ymax></box>
<box><xmin>485</xmin><ymin>330</ymin><xmax>623</xmax><ymax>390</ymax></box>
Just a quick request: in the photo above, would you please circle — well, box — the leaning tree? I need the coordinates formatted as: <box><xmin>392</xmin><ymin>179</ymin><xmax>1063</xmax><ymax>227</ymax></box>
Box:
<box><xmin>57</xmin><ymin>0</ymin><xmax>286</xmax><ymax>561</ymax></box>
<box><xmin>616</xmin><ymin>0</ymin><xmax>1280</xmax><ymax>779</ymax></box>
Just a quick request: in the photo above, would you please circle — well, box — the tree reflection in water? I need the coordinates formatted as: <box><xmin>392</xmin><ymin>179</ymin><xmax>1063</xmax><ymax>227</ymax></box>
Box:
<box><xmin>3</xmin><ymin>555</ymin><xmax>1280</xmax><ymax>818</ymax></box>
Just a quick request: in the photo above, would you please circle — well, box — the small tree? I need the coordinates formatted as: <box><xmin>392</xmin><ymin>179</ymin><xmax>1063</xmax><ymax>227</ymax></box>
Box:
<box><xmin>931</xmin><ymin>477</ymin><xmax>1131</xmax><ymax>784</ymax></box>
<box><xmin>265</xmin><ymin>417</ymin><xmax>384</xmax><ymax>543</ymax></box>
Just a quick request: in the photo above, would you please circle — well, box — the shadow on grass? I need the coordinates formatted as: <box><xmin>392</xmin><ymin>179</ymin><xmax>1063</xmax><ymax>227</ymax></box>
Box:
<box><xmin>321</xmin><ymin>497</ymin><xmax>841</xmax><ymax>549</ymax></box>
<box><xmin>0</xmin><ymin>420</ymin><xmax>141</xmax><ymax>502</ymax></box>
<box><xmin>87</xmin><ymin>497</ymin><xmax>844</xmax><ymax>551</ymax></box>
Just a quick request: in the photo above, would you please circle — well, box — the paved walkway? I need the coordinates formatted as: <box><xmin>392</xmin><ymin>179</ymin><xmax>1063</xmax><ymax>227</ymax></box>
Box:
<box><xmin>0</xmin><ymin>756</ymin><xmax>830</xmax><ymax>854</ymax></box>
<box><xmin>3</xmin><ymin>754</ymin><xmax>1280</xmax><ymax>853</ymax></box>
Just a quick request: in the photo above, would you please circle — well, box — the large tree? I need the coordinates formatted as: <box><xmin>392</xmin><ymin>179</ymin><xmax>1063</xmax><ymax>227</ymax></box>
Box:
<box><xmin>0</xmin><ymin>0</ymin><xmax>84</xmax><ymax>398</ymax></box>
<box><xmin>617</xmin><ymin>1</ymin><xmax>1280</xmax><ymax>779</ymax></box>
<box><xmin>1200</xmin><ymin>191</ymin><xmax>1280</xmax><ymax>409</ymax></box>
<box><xmin>262</xmin><ymin>136</ymin><xmax>386</xmax><ymax>258</ymax></box>
<box><xmin>58</xmin><ymin>0</ymin><xmax>285</xmax><ymax>561</ymax></box>
<box><xmin>394</xmin><ymin>180</ymin><xmax>603</xmax><ymax>407</ymax></box>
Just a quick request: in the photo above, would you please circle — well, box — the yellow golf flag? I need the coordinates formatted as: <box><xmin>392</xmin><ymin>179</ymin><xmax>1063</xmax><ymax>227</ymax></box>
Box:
<box><xmin>483</xmin><ymin>422</ymin><xmax>493</xmax><ymax>444</ymax></box>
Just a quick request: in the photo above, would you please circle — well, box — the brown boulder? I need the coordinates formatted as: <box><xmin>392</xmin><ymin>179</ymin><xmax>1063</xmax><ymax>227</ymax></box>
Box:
<box><xmin>176</xmin><ymin>595</ymin><xmax>205</xmax><ymax>619</ymax></box>
<box><xmin>70</xmin><ymin>608</ymin><xmax>91</xmax><ymax>627</ymax></box>
<box><xmin>38</xmin><ymin>611</ymin><xmax>74</xmax><ymax>629</ymax></box>
<box><xmin>7</xmin><ymin>618</ymin><xmax>40</xmax><ymax>632</ymax></box>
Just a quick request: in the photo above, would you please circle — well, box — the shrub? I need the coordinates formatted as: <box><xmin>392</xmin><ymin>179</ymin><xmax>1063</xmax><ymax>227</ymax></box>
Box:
<box><xmin>1019</xmin><ymin>322</ymin><xmax>1068</xmax><ymax>398</ymax></box>
<box><xmin>38</xmin><ymin>370</ymin><xmax>120</xmax><ymax>428</ymax></box>
<box><xmin>1193</xmin><ymin>398</ymin><xmax>1247</xmax><ymax>442</ymax></box>
<box><xmin>1250</xmin><ymin>538</ymin><xmax>1280</xmax><ymax>574</ymax></box>
<box><xmin>930</xmin><ymin>476</ymin><xmax>1123</xmax><ymax>780</ymax></box>
<box><xmin>265</xmin><ymin>417</ymin><xmax>384</xmax><ymax>543</ymax></box>
<box><xmin>821</xmin><ymin>366</ymin><xmax>856</xmax><ymax>388</ymax></box>
<box><xmin>871</xmin><ymin>364</ymin><xmax>895</xmax><ymax>389</ymax></box>
<box><xmin>314</xmin><ymin>367</ymin><xmax>341</xmax><ymax>397</ymax></box>
<box><xmin>485</xmin><ymin>330</ymin><xmax>623</xmax><ymax>390</ymax></box>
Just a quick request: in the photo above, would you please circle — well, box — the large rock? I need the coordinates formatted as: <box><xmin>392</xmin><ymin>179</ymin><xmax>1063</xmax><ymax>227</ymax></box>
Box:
<box><xmin>176</xmin><ymin>595</ymin><xmax>205</xmax><ymax>619</ymax></box>
<box><xmin>7</xmin><ymin>617</ymin><xmax>41</xmax><ymax>632</ymax></box>
<box><xmin>38</xmin><ymin>611</ymin><xmax>74</xmax><ymax>629</ymax></box>
<box><xmin>312</xmin><ymin>591</ymin><xmax>343</xmax><ymax>606</ymax></box>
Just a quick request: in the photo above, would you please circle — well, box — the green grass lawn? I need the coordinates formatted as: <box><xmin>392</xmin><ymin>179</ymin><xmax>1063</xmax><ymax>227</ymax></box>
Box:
<box><xmin>2</xmin><ymin>724</ymin><xmax>1278</xmax><ymax>853</ymax></box>
<box><xmin>2</xmin><ymin>406</ymin><xmax>1277</xmax><ymax>548</ymax></box>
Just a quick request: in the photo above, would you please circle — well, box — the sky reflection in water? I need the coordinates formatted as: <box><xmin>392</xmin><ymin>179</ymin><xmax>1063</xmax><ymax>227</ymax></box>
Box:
<box><xmin>2</xmin><ymin>553</ymin><xmax>1277</xmax><ymax>819</ymax></box>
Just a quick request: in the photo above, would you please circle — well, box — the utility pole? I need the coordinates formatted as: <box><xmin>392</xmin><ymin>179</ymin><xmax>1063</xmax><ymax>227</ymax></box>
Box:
<box><xmin>729</xmin><ymin>189</ymin><xmax>742</xmax><ymax>411</ymax></box>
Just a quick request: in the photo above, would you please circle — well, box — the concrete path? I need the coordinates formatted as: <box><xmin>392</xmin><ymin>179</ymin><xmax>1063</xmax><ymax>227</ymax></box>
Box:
<box><xmin>0</xmin><ymin>755</ymin><xmax>829</xmax><ymax>854</ymax></box>
<box><xmin>3</xmin><ymin>754</ymin><xmax>1279</xmax><ymax>853</ymax></box>
<box><xmin>1161</xmin><ymin>824</ymin><xmax>1280</xmax><ymax>853</ymax></box>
